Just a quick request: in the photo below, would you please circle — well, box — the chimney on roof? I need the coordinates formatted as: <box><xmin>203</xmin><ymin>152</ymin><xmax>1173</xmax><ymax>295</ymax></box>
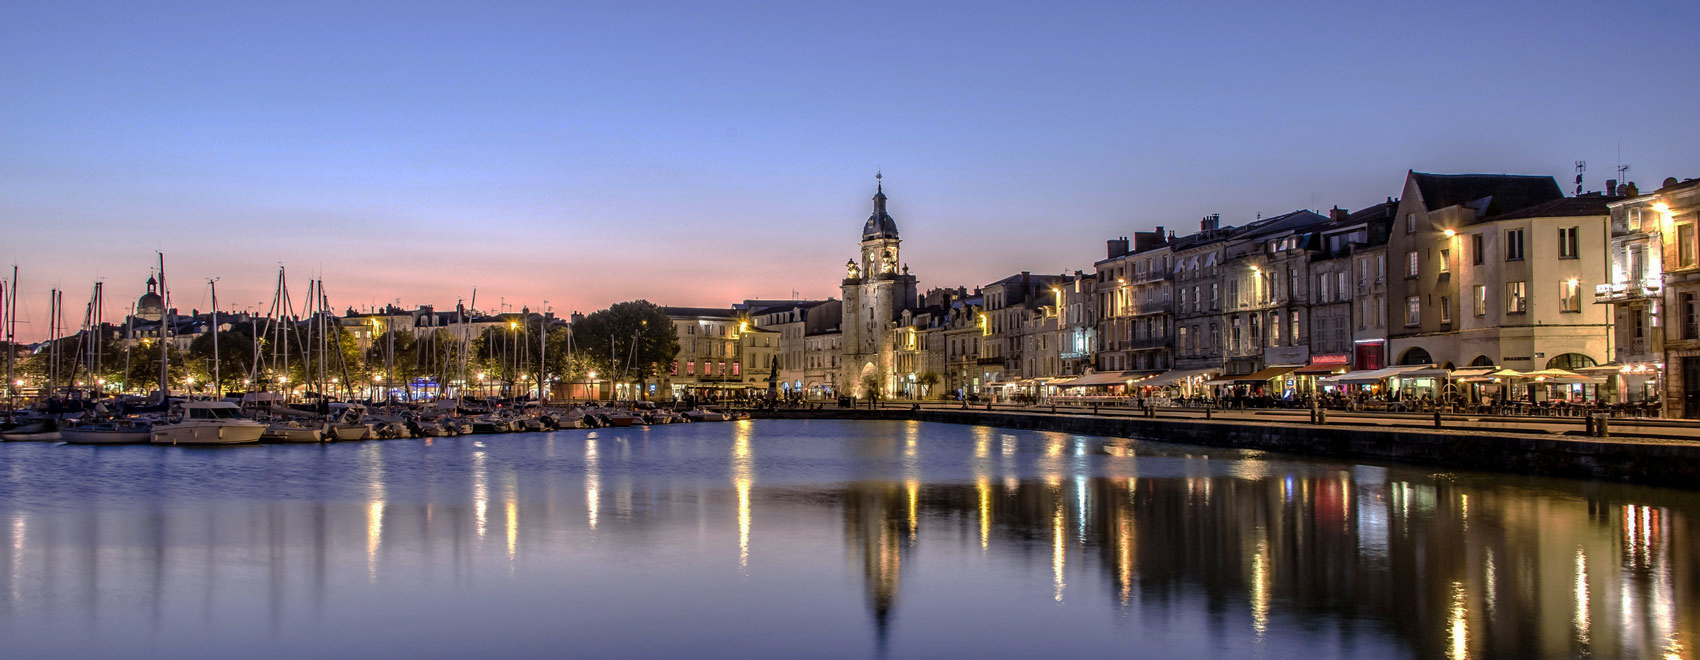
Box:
<box><xmin>1021</xmin><ymin>271</ymin><xmax>1030</xmax><ymax>293</ymax></box>
<box><xmin>1168</xmin><ymin>230</ymin><xmax>1176</xmax><ymax>240</ymax></box>
<box><xmin>1154</xmin><ymin>226</ymin><xmax>1165</xmax><ymax>242</ymax></box>
<box><xmin>1624</xmin><ymin>182</ymin><xmax>1639</xmax><ymax>197</ymax></box>
<box><xmin>1202</xmin><ymin>214</ymin><xmax>1220</xmax><ymax>231</ymax></box>
<box><xmin>1106</xmin><ymin>237</ymin><xmax>1129</xmax><ymax>259</ymax></box>
<box><xmin>1329</xmin><ymin>206</ymin><xmax>1348</xmax><ymax>222</ymax></box>
<box><xmin>1606</xmin><ymin>179</ymin><xmax>1617</xmax><ymax>196</ymax></box>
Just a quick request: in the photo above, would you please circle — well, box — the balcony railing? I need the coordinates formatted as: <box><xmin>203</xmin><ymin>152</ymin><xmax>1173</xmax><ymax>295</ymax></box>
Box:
<box><xmin>1595</xmin><ymin>279</ymin><xmax>1661</xmax><ymax>304</ymax></box>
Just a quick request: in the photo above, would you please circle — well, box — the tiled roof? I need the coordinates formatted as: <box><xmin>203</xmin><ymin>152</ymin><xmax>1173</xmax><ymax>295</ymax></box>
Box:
<box><xmin>1411</xmin><ymin>172</ymin><xmax>1562</xmax><ymax>216</ymax></box>
<box><xmin>1483</xmin><ymin>195</ymin><xmax>1619</xmax><ymax>221</ymax></box>
<box><xmin>662</xmin><ymin>306</ymin><xmax>739</xmax><ymax>318</ymax></box>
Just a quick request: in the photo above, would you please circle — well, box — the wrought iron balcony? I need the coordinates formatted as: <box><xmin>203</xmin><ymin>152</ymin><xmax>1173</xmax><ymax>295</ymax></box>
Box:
<box><xmin>1595</xmin><ymin>279</ymin><xmax>1662</xmax><ymax>304</ymax></box>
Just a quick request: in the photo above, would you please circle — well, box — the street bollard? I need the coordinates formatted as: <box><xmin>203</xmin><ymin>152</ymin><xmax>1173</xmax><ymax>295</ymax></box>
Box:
<box><xmin>1597</xmin><ymin>414</ymin><xmax>1610</xmax><ymax>438</ymax></box>
<box><xmin>1205</xmin><ymin>406</ymin><xmax>1212</xmax><ymax>420</ymax></box>
<box><xmin>1434</xmin><ymin>410</ymin><xmax>1442</xmax><ymax>429</ymax></box>
<box><xmin>1317</xmin><ymin>408</ymin><xmax>1326</xmax><ymax>425</ymax></box>
<box><xmin>1585</xmin><ymin>414</ymin><xmax>1594</xmax><ymax>436</ymax></box>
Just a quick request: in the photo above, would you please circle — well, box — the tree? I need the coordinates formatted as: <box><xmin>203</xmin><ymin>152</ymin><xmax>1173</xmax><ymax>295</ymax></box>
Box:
<box><xmin>571</xmin><ymin>300</ymin><xmax>678</xmax><ymax>400</ymax></box>
<box><xmin>121</xmin><ymin>339</ymin><xmax>186</xmax><ymax>397</ymax></box>
<box><xmin>860</xmin><ymin>373</ymin><xmax>882</xmax><ymax>402</ymax></box>
<box><xmin>364</xmin><ymin>329</ymin><xmax>422</xmax><ymax>399</ymax></box>
<box><xmin>187</xmin><ymin>325</ymin><xmax>256</xmax><ymax>394</ymax></box>
<box><xmin>917</xmin><ymin>371</ymin><xmax>942</xmax><ymax>399</ymax></box>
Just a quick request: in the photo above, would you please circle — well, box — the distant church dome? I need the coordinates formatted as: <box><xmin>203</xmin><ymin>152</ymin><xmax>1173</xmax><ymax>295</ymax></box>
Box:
<box><xmin>862</xmin><ymin>180</ymin><xmax>899</xmax><ymax>241</ymax></box>
<box><xmin>136</xmin><ymin>275</ymin><xmax>164</xmax><ymax>322</ymax></box>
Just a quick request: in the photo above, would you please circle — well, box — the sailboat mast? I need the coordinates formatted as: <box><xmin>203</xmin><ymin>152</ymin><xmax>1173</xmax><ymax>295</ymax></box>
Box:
<box><xmin>2</xmin><ymin>268</ymin><xmax>12</xmax><ymax>411</ymax></box>
<box><xmin>123</xmin><ymin>303</ymin><xmax>135</xmax><ymax>395</ymax></box>
<box><xmin>385</xmin><ymin>302</ymin><xmax>395</xmax><ymax>403</ymax></box>
<box><xmin>93</xmin><ymin>281</ymin><xmax>104</xmax><ymax>394</ymax></box>
<box><xmin>157</xmin><ymin>253</ymin><xmax>171</xmax><ymax>404</ymax></box>
<box><xmin>210</xmin><ymin>279</ymin><xmax>220</xmax><ymax>398</ymax></box>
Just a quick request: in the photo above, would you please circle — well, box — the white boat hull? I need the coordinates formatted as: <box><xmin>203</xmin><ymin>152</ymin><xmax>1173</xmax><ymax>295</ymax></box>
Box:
<box><xmin>2</xmin><ymin>431</ymin><xmax>63</xmax><ymax>442</ymax></box>
<box><xmin>263</xmin><ymin>426</ymin><xmax>325</xmax><ymax>443</ymax></box>
<box><xmin>330</xmin><ymin>424</ymin><xmax>372</xmax><ymax>441</ymax></box>
<box><xmin>151</xmin><ymin>423</ymin><xmax>265</xmax><ymax>445</ymax></box>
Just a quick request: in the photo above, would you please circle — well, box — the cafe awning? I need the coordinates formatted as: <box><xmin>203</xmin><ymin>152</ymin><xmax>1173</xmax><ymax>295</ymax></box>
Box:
<box><xmin>1143</xmin><ymin>368</ymin><xmax>1218</xmax><ymax>387</ymax></box>
<box><xmin>1233</xmin><ymin>365</ymin><xmax>1301</xmax><ymax>383</ymax></box>
<box><xmin>1318</xmin><ymin>365</ymin><xmax>1431</xmax><ymax>385</ymax></box>
<box><xmin>1057</xmin><ymin>371</ymin><xmax>1134</xmax><ymax>387</ymax></box>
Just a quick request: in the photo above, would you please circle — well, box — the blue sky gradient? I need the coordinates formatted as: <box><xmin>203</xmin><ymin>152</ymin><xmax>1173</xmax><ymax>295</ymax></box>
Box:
<box><xmin>4</xmin><ymin>0</ymin><xmax>1698</xmax><ymax>337</ymax></box>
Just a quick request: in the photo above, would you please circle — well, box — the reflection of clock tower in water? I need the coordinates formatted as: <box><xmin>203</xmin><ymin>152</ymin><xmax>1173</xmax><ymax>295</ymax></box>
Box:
<box><xmin>841</xmin><ymin>173</ymin><xmax>919</xmax><ymax>397</ymax></box>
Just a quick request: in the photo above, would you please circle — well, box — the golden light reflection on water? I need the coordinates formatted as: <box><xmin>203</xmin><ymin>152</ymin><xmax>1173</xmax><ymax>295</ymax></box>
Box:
<box><xmin>905</xmin><ymin>480</ymin><xmax>918</xmax><ymax>540</ymax></box>
<box><xmin>1251</xmin><ymin>537</ymin><xmax>1269</xmax><ymax>641</ymax></box>
<box><xmin>733</xmin><ymin>421</ymin><xmax>753</xmax><ymax>574</ymax></box>
<box><xmin>1116</xmin><ymin>509</ymin><xmax>1134</xmax><ymax>606</ymax></box>
<box><xmin>1448</xmin><ymin>580</ymin><xmax>1468</xmax><ymax>660</ymax></box>
<box><xmin>366</xmin><ymin>445</ymin><xmax>385</xmax><ymax>582</ymax></box>
<box><xmin>1052</xmin><ymin>490</ymin><xmax>1065</xmax><ymax>603</ymax></box>
<box><xmin>976</xmin><ymin>477</ymin><xmax>990</xmax><ymax>552</ymax></box>
<box><xmin>505</xmin><ymin>485</ymin><xmax>518</xmax><ymax>564</ymax></box>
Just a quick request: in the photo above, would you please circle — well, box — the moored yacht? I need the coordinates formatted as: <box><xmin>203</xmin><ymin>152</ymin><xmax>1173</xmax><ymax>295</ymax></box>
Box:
<box><xmin>150</xmin><ymin>401</ymin><xmax>265</xmax><ymax>446</ymax></box>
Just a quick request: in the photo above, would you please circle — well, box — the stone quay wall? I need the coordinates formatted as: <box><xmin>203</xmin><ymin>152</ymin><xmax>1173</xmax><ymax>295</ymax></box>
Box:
<box><xmin>750</xmin><ymin>408</ymin><xmax>1700</xmax><ymax>489</ymax></box>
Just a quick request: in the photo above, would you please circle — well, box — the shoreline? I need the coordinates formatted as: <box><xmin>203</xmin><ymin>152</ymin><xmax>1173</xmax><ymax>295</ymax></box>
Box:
<box><xmin>751</xmin><ymin>407</ymin><xmax>1700</xmax><ymax>490</ymax></box>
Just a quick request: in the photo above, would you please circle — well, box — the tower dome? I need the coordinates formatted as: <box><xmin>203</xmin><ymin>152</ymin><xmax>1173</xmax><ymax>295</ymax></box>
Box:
<box><xmin>862</xmin><ymin>180</ymin><xmax>899</xmax><ymax>241</ymax></box>
<box><xmin>136</xmin><ymin>275</ymin><xmax>164</xmax><ymax>322</ymax></box>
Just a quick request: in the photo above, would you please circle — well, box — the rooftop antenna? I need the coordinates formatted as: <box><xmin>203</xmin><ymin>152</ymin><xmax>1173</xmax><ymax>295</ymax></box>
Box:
<box><xmin>1575</xmin><ymin>160</ymin><xmax>1585</xmax><ymax>196</ymax></box>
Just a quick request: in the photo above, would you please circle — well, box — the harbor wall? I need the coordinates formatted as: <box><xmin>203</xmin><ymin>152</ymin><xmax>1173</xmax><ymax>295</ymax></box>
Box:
<box><xmin>751</xmin><ymin>408</ymin><xmax>1700</xmax><ymax>489</ymax></box>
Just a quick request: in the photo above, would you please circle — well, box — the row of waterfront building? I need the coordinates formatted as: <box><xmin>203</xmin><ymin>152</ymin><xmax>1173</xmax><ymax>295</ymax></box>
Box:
<box><xmin>28</xmin><ymin>169</ymin><xmax>1700</xmax><ymax>413</ymax></box>
<box><xmin>733</xmin><ymin>170</ymin><xmax>1700</xmax><ymax>415</ymax></box>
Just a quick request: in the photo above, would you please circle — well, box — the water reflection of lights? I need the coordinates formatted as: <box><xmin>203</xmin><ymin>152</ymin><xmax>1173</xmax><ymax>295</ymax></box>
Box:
<box><xmin>1251</xmin><ymin>538</ymin><xmax>1270</xmax><ymax>641</ymax></box>
<box><xmin>733</xmin><ymin>422</ymin><xmax>753</xmax><ymax>574</ymax></box>
<box><xmin>1051</xmin><ymin>494</ymin><xmax>1066</xmax><ymax>603</ymax></box>
<box><xmin>473</xmin><ymin>445</ymin><xmax>489</xmax><ymax>539</ymax></box>
<box><xmin>366</xmin><ymin>445</ymin><xmax>385</xmax><ymax>582</ymax></box>
<box><xmin>9</xmin><ymin>513</ymin><xmax>24</xmax><ymax>605</ymax></box>
<box><xmin>585</xmin><ymin>436</ymin><xmax>601</xmax><ymax>530</ymax></box>
<box><xmin>1574</xmin><ymin>547</ymin><xmax>1591</xmax><ymax>649</ymax></box>
<box><xmin>1484</xmin><ymin>546</ymin><xmax>1496</xmax><ymax>614</ymax></box>
<box><xmin>1074</xmin><ymin>477</ymin><xmax>1087</xmax><ymax>544</ymax></box>
<box><xmin>904</xmin><ymin>479</ymin><xmax>919</xmax><ymax>541</ymax></box>
<box><xmin>505</xmin><ymin>484</ymin><xmax>519</xmax><ymax>564</ymax></box>
<box><xmin>976</xmin><ymin>477</ymin><xmax>990</xmax><ymax>552</ymax></box>
<box><xmin>1116</xmin><ymin>509</ymin><xmax>1134</xmax><ymax>606</ymax></box>
<box><xmin>1448</xmin><ymin>580</ymin><xmax>1468</xmax><ymax>660</ymax></box>
<box><xmin>367</xmin><ymin>501</ymin><xmax>384</xmax><ymax>581</ymax></box>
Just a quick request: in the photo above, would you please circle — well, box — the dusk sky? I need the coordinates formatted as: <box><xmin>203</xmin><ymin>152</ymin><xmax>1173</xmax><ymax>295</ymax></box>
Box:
<box><xmin>4</xmin><ymin>0</ymin><xmax>1698</xmax><ymax>339</ymax></box>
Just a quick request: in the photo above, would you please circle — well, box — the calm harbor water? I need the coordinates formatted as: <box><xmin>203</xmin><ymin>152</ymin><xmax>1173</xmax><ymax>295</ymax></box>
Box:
<box><xmin>0</xmin><ymin>419</ymin><xmax>1695</xmax><ymax>659</ymax></box>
